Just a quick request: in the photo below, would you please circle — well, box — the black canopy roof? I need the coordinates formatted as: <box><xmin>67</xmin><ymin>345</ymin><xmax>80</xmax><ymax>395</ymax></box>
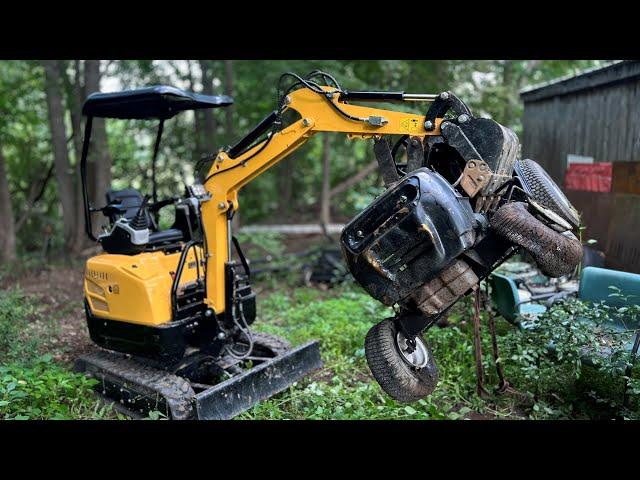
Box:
<box><xmin>82</xmin><ymin>85</ymin><xmax>233</xmax><ymax>120</ymax></box>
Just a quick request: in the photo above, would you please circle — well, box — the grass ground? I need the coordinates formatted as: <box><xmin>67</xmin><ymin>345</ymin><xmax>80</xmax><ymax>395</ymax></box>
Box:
<box><xmin>1</xmin><ymin>254</ymin><xmax>638</xmax><ymax>420</ymax></box>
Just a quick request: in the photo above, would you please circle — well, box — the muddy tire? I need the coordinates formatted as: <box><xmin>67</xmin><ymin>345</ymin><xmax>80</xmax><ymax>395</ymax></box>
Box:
<box><xmin>364</xmin><ymin>318</ymin><xmax>438</xmax><ymax>403</ymax></box>
<box><xmin>515</xmin><ymin>158</ymin><xmax>580</xmax><ymax>229</ymax></box>
<box><xmin>491</xmin><ymin>201</ymin><xmax>583</xmax><ymax>278</ymax></box>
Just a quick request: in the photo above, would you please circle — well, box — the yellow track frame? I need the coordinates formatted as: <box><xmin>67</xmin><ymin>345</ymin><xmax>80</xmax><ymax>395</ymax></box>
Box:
<box><xmin>202</xmin><ymin>86</ymin><xmax>443</xmax><ymax>315</ymax></box>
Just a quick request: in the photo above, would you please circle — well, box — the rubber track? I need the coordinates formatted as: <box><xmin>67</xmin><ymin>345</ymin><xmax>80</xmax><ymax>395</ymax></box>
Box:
<box><xmin>76</xmin><ymin>350</ymin><xmax>196</xmax><ymax>420</ymax></box>
<box><xmin>251</xmin><ymin>332</ymin><xmax>291</xmax><ymax>355</ymax></box>
<box><xmin>230</xmin><ymin>332</ymin><xmax>292</xmax><ymax>358</ymax></box>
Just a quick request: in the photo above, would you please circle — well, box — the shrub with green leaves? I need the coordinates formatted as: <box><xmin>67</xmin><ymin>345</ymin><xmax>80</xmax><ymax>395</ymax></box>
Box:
<box><xmin>0</xmin><ymin>355</ymin><xmax>111</xmax><ymax>420</ymax></box>
<box><xmin>501</xmin><ymin>294</ymin><xmax>640</xmax><ymax>419</ymax></box>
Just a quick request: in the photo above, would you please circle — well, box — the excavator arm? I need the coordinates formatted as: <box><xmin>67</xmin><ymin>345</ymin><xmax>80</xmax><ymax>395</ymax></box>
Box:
<box><xmin>201</xmin><ymin>82</ymin><xmax>448</xmax><ymax>315</ymax></box>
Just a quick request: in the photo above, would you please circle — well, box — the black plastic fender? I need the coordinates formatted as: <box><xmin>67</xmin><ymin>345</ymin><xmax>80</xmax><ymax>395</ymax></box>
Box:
<box><xmin>341</xmin><ymin>168</ymin><xmax>477</xmax><ymax>305</ymax></box>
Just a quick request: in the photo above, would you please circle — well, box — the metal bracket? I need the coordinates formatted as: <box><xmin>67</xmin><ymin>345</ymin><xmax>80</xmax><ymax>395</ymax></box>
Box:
<box><xmin>406</xmin><ymin>136</ymin><xmax>424</xmax><ymax>173</ymax></box>
<box><xmin>460</xmin><ymin>159</ymin><xmax>491</xmax><ymax>198</ymax></box>
<box><xmin>373</xmin><ymin>137</ymin><xmax>400</xmax><ymax>187</ymax></box>
<box><xmin>424</xmin><ymin>92</ymin><xmax>472</xmax><ymax>131</ymax></box>
<box><xmin>440</xmin><ymin>121</ymin><xmax>483</xmax><ymax>163</ymax></box>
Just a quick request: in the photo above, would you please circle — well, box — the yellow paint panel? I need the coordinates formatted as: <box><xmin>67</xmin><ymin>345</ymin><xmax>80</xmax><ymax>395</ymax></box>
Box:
<box><xmin>83</xmin><ymin>246</ymin><xmax>203</xmax><ymax>326</ymax></box>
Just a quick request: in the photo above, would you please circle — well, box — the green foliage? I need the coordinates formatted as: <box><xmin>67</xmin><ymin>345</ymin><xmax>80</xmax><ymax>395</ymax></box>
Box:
<box><xmin>238</xmin><ymin>282</ymin><xmax>640</xmax><ymax>420</ymax></box>
<box><xmin>240</xmin><ymin>286</ymin><xmax>500</xmax><ymax>419</ymax></box>
<box><xmin>235</xmin><ymin>231</ymin><xmax>286</xmax><ymax>259</ymax></box>
<box><xmin>0</xmin><ymin>355</ymin><xmax>111</xmax><ymax>420</ymax></box>
<box><xmin>0</xmin><ymin>61</ymin><xmax>61</xmax><ymax>254</ymax></box>
<box><xmin>2</xmin><ymin>274</ymin><xmax>638</xmax><ymax>420</ymax></box>
<box><xmin>0</xmin><ymin>288</ymin><xmax>118</xmax><ymax>419</ymax></box>
<box><xmin>0</xmin><ymin>288</ymin><xmax>40</xmax><ymax>360</ymax></box>
<box><xmin>501</xmin><ymin>293</ymin><xmax>640</xmax><ymax>419</ymax></box>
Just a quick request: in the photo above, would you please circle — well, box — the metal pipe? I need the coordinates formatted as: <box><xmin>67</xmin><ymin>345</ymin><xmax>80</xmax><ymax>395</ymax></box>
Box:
<box><xmin>227</xmin><ymin>215</ymin><xmax>233</xmax><ymax>261</ymax></box>
<box><xmin>341</xmin><ymin>92</ymin><xmax>437</xmax><ymax>103</ymax></box>
<box><xmin>402</xmin><ymin>93</ymin><xmax>438</xmax><ymax>102</ymax></box>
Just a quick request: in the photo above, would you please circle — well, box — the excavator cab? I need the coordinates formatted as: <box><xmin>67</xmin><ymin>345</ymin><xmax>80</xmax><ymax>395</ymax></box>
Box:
<box><xmin>81</xmin><ymin>86</ymin><xmax>232</xmax><ymax>255</ymax></box>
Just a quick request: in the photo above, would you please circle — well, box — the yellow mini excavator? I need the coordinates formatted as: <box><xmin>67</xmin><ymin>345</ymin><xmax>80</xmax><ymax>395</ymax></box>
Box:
<box><xmin>75</xmin><ymin>71</ymin><xmax>582</xmax><ymax>418</ymax></box>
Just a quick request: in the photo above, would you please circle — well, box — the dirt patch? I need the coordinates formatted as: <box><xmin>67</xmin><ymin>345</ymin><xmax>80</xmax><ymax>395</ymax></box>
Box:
<box><xmin>3</xmin><ymin>264</ymin><xmax>92</xmax><ymax>364</ymax></box>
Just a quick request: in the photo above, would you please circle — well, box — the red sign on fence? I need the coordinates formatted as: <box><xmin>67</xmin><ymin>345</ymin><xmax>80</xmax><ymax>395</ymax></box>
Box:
<box><xmin>564</xmin><ymin>162</ymin><xmax>613</xmax><ymax>192</ymax></box>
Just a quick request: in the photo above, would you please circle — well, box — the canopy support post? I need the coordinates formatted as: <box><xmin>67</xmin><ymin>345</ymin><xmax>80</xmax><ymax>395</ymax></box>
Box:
<box><xmin>81</xmin><ymin>116</ymin><xmax>96</xmax><ymax>241</ymax></box>
<box><xmin>151</xmin><ymin>119</ymin><xmax>164</xmax><ymax>204</ymax></box>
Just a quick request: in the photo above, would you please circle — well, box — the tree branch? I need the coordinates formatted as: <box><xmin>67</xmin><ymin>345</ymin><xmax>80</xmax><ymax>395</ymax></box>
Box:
<box><xmin>328</xmin><ymin>159</ymin><xmax>379</xmax><ymax>198</ymax></box>
<box><xmin>15</xmin><ymin>162</ymin><xmax>55</xmax><ymax>233</ymax></box>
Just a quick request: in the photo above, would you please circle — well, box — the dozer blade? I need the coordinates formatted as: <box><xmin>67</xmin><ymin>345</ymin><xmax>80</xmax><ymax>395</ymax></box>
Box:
<box><xmin>195</xmin><ymin>340</ymin><xmax>322</xmax><ymax>420</ymax></box>
<box><xmin>75</xmin><ymin>340</ymin><xmax>322</xmax><ymax>420</ymax></box>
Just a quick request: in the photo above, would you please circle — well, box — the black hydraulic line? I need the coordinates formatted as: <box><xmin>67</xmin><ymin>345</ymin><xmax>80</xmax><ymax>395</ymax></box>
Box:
<box><xmin>203</xmin><ymin>131</ymin><xmax>276</xmax><ymax>184</ymax></box>
<box><xmin>341</xmin><ymin>91</ymin><xmax>405</xmax><ymax>102</ymax></box>
<box><xmin>80</xmin><ymin>116</ymin><xmax>97</xmax><ymax>242</ymax></box>
<box><xmin>209</xmin><ymin>71</ymin><xmax>421</xmax><ymax>185</ymax></box>
<box><xmin>391</xmin><ymin>135</ymin><xmax>409</xmax><ymax>160</ymax></box>
<box><xmin>232</xmin><ymin>236</ymin><xmax>251</xmax><ymax>279</ymax></box>
<box><xmin>171</xmin><ymin>241</ymin><xmax>197</xmax><ymax>319</ymax></box>
<box><xmin>151</xmin><ymin>119</ymin><xmax>164</xmax><ymax>206</ymax></box>
<box><xmin>227</xmin><ymin>110</ymin><xmax>279</xmax><ymax>159</ymax></box>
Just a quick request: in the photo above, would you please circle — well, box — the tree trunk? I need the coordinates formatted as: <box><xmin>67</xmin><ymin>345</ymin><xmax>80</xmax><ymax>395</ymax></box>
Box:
<box><xmin>320</xmin><ymin>133</ymin><xmax>331</xmax><ymax>225</ymax></box>
<box><xmin>61</xmin><ymin>60</ymin><xmax>83</xmax><ymax>171</ymax></box>
<box><xmin>0</xmin><ymin>142</ymin><xmax>16</xmax><ymax>262</ymax></box>
<box><xmin>61</xmin><ymin>60</ymin><xmax>89</xmax><ymax>247</ymax></box>
<box><xmin>224</xmin><ymin>60</ymin><xmax>235</xmax><ymax>143</ymax></box>
<box><xmin>84</xmin><ymin>60</ymin><xmax>112</xmax><ymax>236</ymax></box>
<box><xmin>186</xmin><ymin>60</ymin><xmax>204</xmax><ymax>160</ymax></box>
<box><xmin>198</xmin><ymin>60</ymin><xmax>217</xmax><ymax>154</ymax></box>
<box><xmin>43</xmin><ymin>60</ymin><xmax>78</xmax><ymax>252</ymax></box>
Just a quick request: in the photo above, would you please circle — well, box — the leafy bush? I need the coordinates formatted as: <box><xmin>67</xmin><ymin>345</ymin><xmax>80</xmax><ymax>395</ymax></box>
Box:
<box><xmin>240</xmin><ymin>282</ymin><xmax>640</xmax><ymax>420</ymax></box>
<box><xmin>0</xmin><ymin>355</ymin><xmax>110</xmax><ymax>420</ymax></box>
<box><xmin>0</xmin><ymin>288</ymin><xmax>40</xmax><ymax>360</ymax></box>
<box><xmin>500</xmin><ymin>293</ymin><xmax>640</xmax><ymax>419</ymax></box>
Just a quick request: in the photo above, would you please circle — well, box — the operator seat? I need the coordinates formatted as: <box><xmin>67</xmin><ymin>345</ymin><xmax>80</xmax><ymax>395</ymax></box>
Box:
<box><xmin>104</xmin><ymin>188</ymin><xmax>186</xmax><ymax>250</ymax></box>
<box><xmin>106</xmin><ymin>188</ymin><xmax>157</xmax><ymax>228</ymax></box>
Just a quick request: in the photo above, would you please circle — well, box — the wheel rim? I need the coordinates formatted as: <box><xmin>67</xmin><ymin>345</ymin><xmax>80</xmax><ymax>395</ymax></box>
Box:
<box><xmin>396</xmin><ymin>331</ymin><xmax>429</xmax><ymax>369</ymax></box>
